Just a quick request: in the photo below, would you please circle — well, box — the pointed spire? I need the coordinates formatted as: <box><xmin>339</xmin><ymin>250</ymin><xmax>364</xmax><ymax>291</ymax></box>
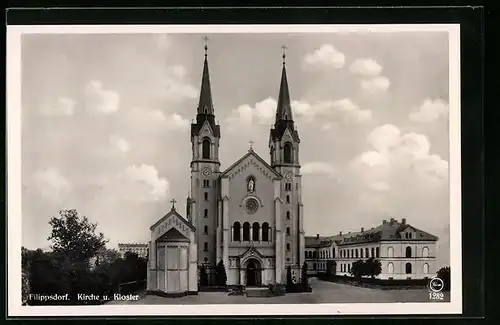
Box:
<box><xmin>198</xmin><ymin>36</ymin><xmax>214</xmax><ymax>115</ymax></box>
<box><xmin>275</xmin><ymin>45</ymin><xmax>293</xmax><ymax>123</ymax></box>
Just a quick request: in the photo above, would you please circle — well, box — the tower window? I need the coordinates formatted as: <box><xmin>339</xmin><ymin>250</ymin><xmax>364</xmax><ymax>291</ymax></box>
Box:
<box><xmin>286</xmin><ymin>227</ymin><xmax>290</xmax><ymax>236</ymax></box>
<box><xmin>204</xmin><ymin>209</ymin><xmax>208</xmax><ymax>218</ymax></box>
<box><xmin>204</xmin><ymin>225</ymin><xmax>208</xmax><ymax>234</ymax></box>
<box><xmin>285</xmin><ymin>183</ymin><xmax>292</xmax><ymax>191</ymax></box>
<box><xmin>286</xmin><ymin>195</ymin><xmax>290</xmax><ymax>204</ymax></box>
<box><xmin>204</xmin><ymin>192</ymin><xmax>208</xmax><ymax>201</ymax></box>
<box><xmin>286</xmin><ymin>243</ymin><xmax>291</xmax><ymax>251</ymax></box>
<box><xmin>203</xmin><ymin>242</ymin><xmax>208</xmax><ymax>251</ymax></box>
<box><xmin>203</xmin><ymin>179</ymin><xmax>210</xmax><ymax>187</ymax></box>
<box><xmin>283</xmin><ymin>142</ymin><xmax>293</xmax><ymax>164</ymax></box>
<box><xmin>202</xmin><ymin>138</ymin><xmax>211</xmax><ymax>159</ymax></box>
<box><xmin>286</xmin><ymin>211</ymin><xmax>290</xmax><ymax>220</ymax></box>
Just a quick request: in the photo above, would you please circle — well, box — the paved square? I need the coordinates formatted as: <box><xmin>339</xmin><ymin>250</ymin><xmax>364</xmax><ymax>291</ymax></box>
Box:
<box><xmin>109</xmin><ymin>278</ymin><xmax>450</xmax><ymax>305</ymax></box>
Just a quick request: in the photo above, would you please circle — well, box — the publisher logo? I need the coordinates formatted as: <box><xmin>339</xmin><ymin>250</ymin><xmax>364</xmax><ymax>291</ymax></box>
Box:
<box><xmin>428</xmin><ymin>277</ymin><xmax>444</xmax><ymax>293</ymax></box>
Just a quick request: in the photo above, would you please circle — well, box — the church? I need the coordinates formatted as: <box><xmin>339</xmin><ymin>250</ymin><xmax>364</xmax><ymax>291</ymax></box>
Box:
<box><xmin>147</xmin><ymin>42</ymin><xmax>305</xmax><ymax>295</ymax></box>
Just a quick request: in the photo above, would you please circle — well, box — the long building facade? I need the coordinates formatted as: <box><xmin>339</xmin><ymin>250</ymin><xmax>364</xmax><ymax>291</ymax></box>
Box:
<box><xmin>305</xmin><ymin>218</ymin><xmax>438</xmax><ymax>280</ymax></box>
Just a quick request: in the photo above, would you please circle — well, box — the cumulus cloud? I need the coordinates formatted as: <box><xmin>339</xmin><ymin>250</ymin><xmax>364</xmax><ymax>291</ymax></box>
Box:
<box><xmin>30</xmin><ymin>167</ymin><xmax>72</xmax><ymax>201</ymax></box>
<box><xmin>349</xmin><ymin>59</ymin><xmax>383</xmax><ymax>77</ymax></box>
<box><xmin>164</xmin><ymin>113</ymin><xmax>190</xmax><ymax>131</ymax></box>
<box><xmin>84</xmin><ymin>80</ymin><xmax>120</xmax><ymax>114</ymax></box>
<box><xmin>302</xmin><ymin>162</ymin><xmax>338</xmax><ymax>178</ymax></box>
<box><xmin>163</xmin><ymin>76</ymin><xmax>197</xmax><ymax>102</ymax></box>
<box><xmin>360</xmin><ymin>76</ymin><xmax>391</xmax><ymax>94</ymax></box>
<box><xmin>109</xmin><ymin>134</ymin><xmax>130</xmax><ymax>153</ymax></box>
<box><xmin>349</xmin><ymin>58</ymin><xmax>390</xmax><ymax>94</ymax></box>
<box><xmin>409</xmin><ymin>99</ymin><xmax>449</xmax><ymax>122</ymax></box>
<box><xmin>40</xmin><ymin>96</ymin><xmax>76</xmax><ymax>116</ymax></box>
<box><xmin>125</xmin><ymin>107</ymin><xmax>190</xmax><ymax>132</ymax></box>
<box><xmin>303</xmin><ymin>44</ymin><xmax>345</xmax><ymax>69</ymax></box>
<box><xmin>352</xmin><ymin>124</ymin><xmax>449</xmax><ymax>189</ymax></box>
<box><xmin>118</xmin><ymin>164</ymin><xmax>169</xmax><ymax>201</ymax></box>
<box><xmin>292</xmin><ymin>98</ymin><xmax>372</xmax><ymax>124</ymax></box>
<box><xmin>225</xmin><ymin>98</ymin><xmax>277</xmax><ymax>128</ymax></box>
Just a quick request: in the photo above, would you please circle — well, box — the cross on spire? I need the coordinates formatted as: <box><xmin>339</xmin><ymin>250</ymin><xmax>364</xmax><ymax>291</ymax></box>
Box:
<box><xmin>281</xmin><ymin>44</ymin><xmax>288</xmax><ymax>64</ymax></box>
<box><xmin>170</xmin><ymin>198</ymin><xmax>177</xmax><ymax>210</ymax></box>
<box><xmin>204</xmin><ymin>36</ymin><xmax>209</xmax><ymax>57</ymax></box>
<box><xmin>249</xmin><ymin>140</ymin><xmax>254</xmax><ymax>151</ymax></box>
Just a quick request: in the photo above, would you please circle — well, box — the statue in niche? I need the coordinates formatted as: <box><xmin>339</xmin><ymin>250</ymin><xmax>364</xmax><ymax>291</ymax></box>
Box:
<box><xmin>248</xmin><ymin>178</ymin><xmax>255</xmax><ymax>192</ymax></box>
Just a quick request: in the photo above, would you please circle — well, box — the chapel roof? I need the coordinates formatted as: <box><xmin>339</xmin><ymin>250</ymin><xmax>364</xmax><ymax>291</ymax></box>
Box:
<box><xmin>149</xmin><ymin>207</ymin><xmax>196</xmax><ymax>232</ymax></box>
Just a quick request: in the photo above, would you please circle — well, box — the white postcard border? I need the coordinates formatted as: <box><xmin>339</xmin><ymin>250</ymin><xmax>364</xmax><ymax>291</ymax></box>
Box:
<box><xmin>7</xmin><ymin>24</ymin><xmax>462</xmax><ymax>317</ymax></box>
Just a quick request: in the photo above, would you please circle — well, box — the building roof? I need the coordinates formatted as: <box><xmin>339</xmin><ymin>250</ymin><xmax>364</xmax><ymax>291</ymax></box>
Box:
<box><xmin>149</xmin><ymin>207</ymin><xmax>196</xmax><ymax>232</ymax></box>
<box><xmin>305</xmin><ymin>218</ymin><xmax>438</xmax><ymax>248</ymax></box>
<box><xmin>220</xmin><ymin>148</ymin><xmax>282</xmax><ymax>179</ymax></box>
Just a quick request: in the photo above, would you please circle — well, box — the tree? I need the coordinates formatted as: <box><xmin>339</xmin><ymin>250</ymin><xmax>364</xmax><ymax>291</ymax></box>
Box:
<box><xmin>326</xmin><ymin>260</ymin><xmax>336</xmax><ymax>278</ymax></box>
<box><xmin>350</xmin><ymin>260</ymin><xmax>366</xmax><ymax>279</ymax></box>
<box><xmin>215</xmin><ymin>260</ymin><xmax>227</xmax><ymax>286</ymax></box>
<box><xmin>436</xmin><ymin>267</ymin><xmax>451</xmax><ymax>291</ymax></box>
<box><xmin>365</xmin><ymin>257</ymin><xmax>382</xmax><ymax>278</ymax></box>
<box><xmin>47</xmin><ymin>209</ymin><xmax>108</xmax><ymax>263</ymax></box>
<box><xmin>286</xmin><ymin>265</ymin><xmax>293</xmax><ymax>286</ymax></box>
<box><xmin>199</xmin><ymin>264</ymin><xmax>208</xmax><ymax>286</ymax></box>
<box><xmin>301</xmin><ymin>262</ymin><xmax>309</xmax><ymax>288</ymax></box>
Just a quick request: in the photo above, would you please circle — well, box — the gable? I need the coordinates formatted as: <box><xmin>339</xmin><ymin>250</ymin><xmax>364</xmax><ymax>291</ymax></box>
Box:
<box><xmin>150</xmin><ymin>209</ymin><xmax>195</xmax><ymax>242</ymax></box>
<box><xmin>221</xmin><ymin>150</ymin><xmax>282</xmax><ymax>181</ymax></box>
<box><xmin>157</xmin><ymin>228</ymin><xmax>190</xmax><ymax>242</ymax></box>
<box><xmin>199</xmin><ymin>120</ymin><xmax>214</xmax><ymax>138</ymax></box>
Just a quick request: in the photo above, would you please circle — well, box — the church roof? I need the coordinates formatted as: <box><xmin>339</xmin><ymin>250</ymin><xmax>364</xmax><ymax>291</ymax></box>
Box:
<box><xmin>305</xmin><ymin>218</ymin><xmax>438</xmax><ymax>248</ymax></box>
<box><xmin>220</xmin><ymin>148</ymin><xmax>282</xmax><ymax>179</ymax></box>
<box><xmin>149</xmin><ymin>207</ymin><xmax>196</xmax><ymax>232</ymax></box>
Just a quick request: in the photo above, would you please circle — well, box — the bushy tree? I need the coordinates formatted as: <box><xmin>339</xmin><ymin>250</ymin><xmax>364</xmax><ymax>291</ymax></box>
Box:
<box><xmin>199</xmin><ymin>264</ymin><xmax>208</xmax><ymax>286</ymax></box>
<box><xmin>437</xmin><ymin>266</ymin><xmax>451</xmax><ymax>291</ymax></box>
<box><xmin>350</xmin><ymin>260</ymin><xmax>366</xmax><ymax>279</ymax></box>
<box><xmin>365</xmin><ymin>257</ymin><xmax>382</xmax><ymax>278</ymax></box>
<box><xmin>286</xmin><ymin>265</ymin><xmax>293</xmax><ymax>286</ymax></box>
<box><xmin>326</xmin><ymin>260</ymin><xmax>336</xmax><ymax>277</ymax></box>
<box><xmin>215</xmin><ymin>260</ymin><xmax>227</xmax><ymax>286</ymax></box>
<box><xmin>47</xmin><ymin>209</ymin><xmax>108</xmax><ymax>263</ymax></box>
<box><xmin>301</xmin><ymin>262</ymin><xmax>309</xmax><ymax>288</ymax></box>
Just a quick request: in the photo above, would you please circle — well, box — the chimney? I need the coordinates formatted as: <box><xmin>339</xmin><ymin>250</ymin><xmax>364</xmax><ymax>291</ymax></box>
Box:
<box><xmin>361</xmin><ymin>227</ymin><xmax>364</xmax><ymax>232</ymax></box>
<box><xmin>339</xmin><ymin>231</ymin><xmax>342</xmax><ymax>236</ymax></box>
<box><xmin>402</xmin><ymin>218</ymin><xmax>406</xmax><ymax>225</ymax></box>
<box><xmin>382</xmin><ymin>220</ymin><xmax>387</xmax><ymax>224</ymax></box>
<box><xmin>316</xmin><ymin>234</ymin><xmax>319</xmax><ymax>239</ymax></box>
<box><xmin>390</xmin><ymin>217</ymin><xmax>395</xmax><ymax>223</ymax></box>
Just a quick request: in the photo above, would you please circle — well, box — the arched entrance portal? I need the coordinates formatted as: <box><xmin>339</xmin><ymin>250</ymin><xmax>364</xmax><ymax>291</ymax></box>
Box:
<box><xmin>246</xmin><ymin>259</ymin><xmax>262</xmax><ymax>286</ymax></box>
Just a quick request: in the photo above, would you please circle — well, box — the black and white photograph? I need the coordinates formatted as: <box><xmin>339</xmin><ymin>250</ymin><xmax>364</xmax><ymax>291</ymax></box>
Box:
<box><xmin>7</xmin><ymin>24</ymin><xmax>462</xmax><ymax>316</ymax></box>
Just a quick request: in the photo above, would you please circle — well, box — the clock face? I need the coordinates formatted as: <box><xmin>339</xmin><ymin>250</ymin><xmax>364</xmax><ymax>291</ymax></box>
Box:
<box><xmin>285</xmin><ymin>172</ymin><xmax>292</xmax><ymax>179</ymax></box>
<box><xmin>202</xmin><ymin>168</ymin><xmax>212</xmax><ymax>176</ymax></box>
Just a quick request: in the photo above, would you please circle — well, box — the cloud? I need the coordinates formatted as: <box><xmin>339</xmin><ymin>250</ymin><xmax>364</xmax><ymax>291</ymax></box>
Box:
<box><xmin>302</xmin><ymin>162</ymin><xmax>338</xmax><ymax>178</ymax></box>
<box><xmin>163</xmin><ymin>76</ymin><xmax>198</xmax><ymax>102</ymax></box>
<box><xmin>168</xmin><ymin>65</ymin><xmax>187</xmax><ymax>78</ymax></box>
<box><xmin>164</xmin><ymin>113</ymin><xmax>190</xmax><ymax>131</ymax></box>
<box><xmin>117</xmin><ymin>164</ymin><xmax>169</xmax><ymax>201</ymax></box>
<box><xmin>409</xmin><ymin>99</ymin><xmax>449</xmax><ymax>122</ymax></box>
<box><xmin>125</xmin><ymin>107</ymin><xmax>190</xmax><ymax>132</ymax></box>
<box><xmin>84</xmin><ymin>80</ymin><xmax>120</xmax><ymax>114</ymax></box>
<box><xmin>352</xmin><ymin>124</ymin><xmax>449</xmax><ymax>189</ymax></box>
<box><xmin>360</xmin><ymin>76</ymin><xmax>391</xmax><ymax>94</ymax></box>
<box><xmin>349</xmin><ymin>59</ymin><xmax>383</xmax><ymax>78</ymax></box>
<box><xmin>349</xmin><ymin>58</ymin><xmax>390</xmax><ymax>94</ymax></box>
<box><xmin>30</xmin><ymin>167</ymin><xmax>72</xmax><ymax>202</ymax></box>
<box><xmin>40</xmin><ymin>97</ymin><xmax>76</xmax><ymax>116</ymax></box>
<box><xmin>303</xmin><ymin>44</ymin><xmax>345</xmax><ymax>69</ymax></box>
<box><xmin>292</xmin><ymin>98</ymin><xmax>372</xmax><ymax>124</ymax></box>
<box><xmin>109</xmin><ymin>135</ymin><xmax>130</xmax><ymax>153</ymax></box>
<box><xmin>225</xmin><ymin>98</ymin><xmax>277</xmax><ymax>128</ymax></box>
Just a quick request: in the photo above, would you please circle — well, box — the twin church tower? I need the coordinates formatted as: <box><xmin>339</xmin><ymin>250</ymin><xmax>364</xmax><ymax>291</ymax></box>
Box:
<box><xmin>186</xmin><ymin>42</ymin><xmax>304</xmax><ymax>285</ymax></box>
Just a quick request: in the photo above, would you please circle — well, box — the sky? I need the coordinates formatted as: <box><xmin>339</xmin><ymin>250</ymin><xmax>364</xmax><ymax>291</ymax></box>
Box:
<box><xmin>20</xmin><ymin>31</ymin><xmax>451</xmax><ymax>267</ymax></box>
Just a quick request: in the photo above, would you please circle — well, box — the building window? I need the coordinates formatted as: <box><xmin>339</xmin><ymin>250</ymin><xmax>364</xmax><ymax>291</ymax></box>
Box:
<box><xmin>286</xmin><ymin>211</ymin><xmax>290</xmax><ymax>220</ymax></box>
<box><xmin>348</xmin><ymin>264</ymin><xmax>351</xmax><ymax>273</ymax></box>
<box><xmin>262</xmin><ymin>222</ymin><xmax>270</xmax><ymax>241</ymax></box>
<box><xmin>405</xmin><ymin>246</ymin><xmax>412</xmax><ymax>258</ymax></box>
<box><xmin>286</xmin><ymin>227</ymin><xmax>290</xmax><ymax>236</ymax></box>
<box><xmin>243</xmin><ymin>222</ymin><xmax>250</xmax><ymax>241</ymax></box>
<box><xmin>204</xmin><ymin>225</ymin><xmax>208</xmax><ymax>234</ymax></box>
<box><xmin>351</xmin><ymin>249</ymin><xmax>354</xmax><ymax>258</ymax></box>
<box><xmin>422</xmin><ymin>246</ymin><xmax>429</xmax><ymax>257</ymax></box>
<box><xmin>355</xmin><ymin>249</ymin><xmax>358</xmax><ymax>258</ymax></box>
<box><xmin>423</xmin><ymin>263</ymin><xmax>429</xmax><ymax>274</ymax></box>
<box><xmin>347</xmin><ymin>250</ymin><xmax>350</xmax><ymax>258</ymax></box>
<box><xmin>204</xmin><ymin>209</ymin><xmax>208</xmax><ymax>218</ymax></box>
<box><xmin>371</xmin><ymin>247</ymin><xmax>375</xmax><ymax>258</ymax></box>
<box><xmin>387</xmin><ymin>246</ymin><xmax>394</xmax><ymax>258</ymax></box>
<box><xmin>203</xmin><ymin>179</ymin><xmax>210</xmax><ymax>187</ymax></box>
<box><xmin>388</xmin><ymin>262</ymin><xmax>394</xmax><ymax>274</ymax></box>
<box><xmin>204</xmin><ymin>192</ymin><xmax>208</xmax><ymax>201</ymax></box>
<box><xmin>405</xmin><ymin>262</ymin><xmax>412</xmax><ymax>274</ymax></box>
<box><xmin>286</xmin><ymin>195</ymin><xmax>290</xmax><ymax>204</ymax></box>
<box><xmin>313</xmin><ymin>263</ymin><xmax>316</xmax><ymax>270</ymax></box>
<box><xmin>332</xmin><ymin>249</ymin><xmax>336</xmax><ymax>258</ymax></box>
<box><xmin>360</xmin><ymin>249</ymin><xmax>363</xmax><ymax>258</ymax></box>
<box><xmin>203</xmin><ymin>242</ymin><xmax>208</xmax><ymax>251</ymax></box>
<box><xmin>376</xmin><ymin>247</ymin><xmax>380</xmax><ymax>258</ymax></box>
<box><xmin>285</xmin><ymin>183</ymin><xmax>292</xmax><ymax>191</ymax></box>
<box><xmin>313</xmin><ymin>251</ymin><xmax>317</xmax><ymax>259</ymax></box>
<box><xmin>204</xmin><ymin>257</ymin><xmax>208</xmax><ymax>263</ymax></box>
<box><xmin>286</xmin><ymin>243</ymin><xmax>291</xmax><ymax>251</ymax></box>
<box><xmin>233</xmin><ymin>222</ymin><xmax>241</xmax><ymax>241</ymax></box>
<box><xmin>202</xmin><ymin>138</ymin><xmax>211</xmax><ymax>159</ymax></box>
<box><xmin>252</xmin><ymin>222</ymin><xmax>260</xmax><ymax>241</ymax></box>
<box><xmin>365</xmin><ymin>248</ymin><xmax>369</xmax><ymax>258</ymax></box>
<box><xmin>284</xmin><ymin>142</ymin><xmax>293</xmax><ymax>163</ymax></box>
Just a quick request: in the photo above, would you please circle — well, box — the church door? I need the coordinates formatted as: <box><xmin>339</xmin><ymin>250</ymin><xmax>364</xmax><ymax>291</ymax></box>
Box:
<box><xmin>246</xmin><ymin>259</ymin><xmax>262</xmax><ymax>286</ymax></box>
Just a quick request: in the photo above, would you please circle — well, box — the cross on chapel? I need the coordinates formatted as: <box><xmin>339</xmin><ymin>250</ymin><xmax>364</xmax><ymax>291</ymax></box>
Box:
<box><xmin>170</xmin><ymin>198</ymin><xmax>177</xmax><ymax>210</ymax></box>
<box><xmin>248</xmin><ymin>140</ymin><xmax>254</xmax><ymax>151</ymax></box>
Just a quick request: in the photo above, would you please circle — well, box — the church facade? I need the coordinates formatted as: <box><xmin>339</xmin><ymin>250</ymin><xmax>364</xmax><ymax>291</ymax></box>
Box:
<box><xmin>185</xmin><ymin>45</ymin><xmax>305</xmax><ymax>286</ymax></box>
